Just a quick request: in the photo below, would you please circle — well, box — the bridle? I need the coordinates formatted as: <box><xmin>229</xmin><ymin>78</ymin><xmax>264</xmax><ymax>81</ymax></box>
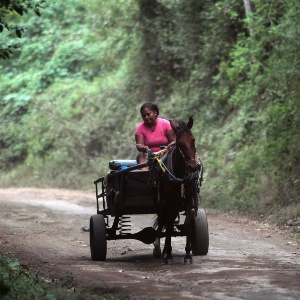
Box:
<box><xmin>175</xmin><ymin>126</ymin><xmax>200</xmax><ymax>171</ymax></box>
<box><xmin>176</xmin><ymin>143</ymin><xmax>199</xmax><ymax>167</ymax></box>
<box><xmin>148</xmin><ymin>125</ymin><xmax>201</xmax><ymax>183</ymax></box>
<box><xmin>155</xmin><ymin>143</ymin><xmax>200</xmax><ymax>184</ymax></box>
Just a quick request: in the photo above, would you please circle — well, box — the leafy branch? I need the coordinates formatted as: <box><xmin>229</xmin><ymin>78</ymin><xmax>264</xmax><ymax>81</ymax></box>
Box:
<box><xmin>0</xmin><ymin>0</ymin><xmax>46</xmax><ymax>59</ymax></box>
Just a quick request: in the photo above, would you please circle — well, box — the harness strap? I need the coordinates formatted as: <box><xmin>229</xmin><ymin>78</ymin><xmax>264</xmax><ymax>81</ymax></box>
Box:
<box><xmin>148</xmin><ymin>147</ymin><xmax>202</xmax><ymax>183</ymax></box>
<box><xmin>160</xmin><ymin>159</ymin><xmax>185</xmax><ymax>182</ymax></box>
<box><xmin>154</xmin><ymin>156</ymin><xmax>166</xmax><ymax>173</ymax></box>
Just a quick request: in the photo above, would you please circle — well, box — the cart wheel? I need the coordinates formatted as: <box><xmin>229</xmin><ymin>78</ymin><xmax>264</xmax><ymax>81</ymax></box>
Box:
<box><xmin>90</xmin><ymin>214</ymin><xmax>107</xmax><ymax>261</ymax></box>
<box><xmin>191</xmin><ymin>208</ymin><xmax>209</xmax><ymax>255</ymax></box>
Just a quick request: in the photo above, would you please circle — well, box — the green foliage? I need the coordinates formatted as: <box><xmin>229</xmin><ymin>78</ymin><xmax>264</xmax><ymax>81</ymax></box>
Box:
<box><xmin>0</xmin><ymin>0</ymin><xmax>46</xmax><ymax>59</ymax></box>
<box><xmin>0</xmin><ymin>252</ymin><xmax>61</xmax><ymax>299</ymax></box>
<box><xmin>0</xmin><ymin>252</ymin><xmax>119</xmax><ymax>299</ymax></box>
<box><xmin>0</xmin><ymin>0</ymin><xmax>139</xmax><ymax>181</ymax></box>
<box><xmin>200</xmin><ymin>0</ymin><xmax>300</xmax><ymax>223</ymax></box>
<box><xmin>0</xmin><ymin>0</ymin><xmax>299</xmax><ymax>225</ymax></box>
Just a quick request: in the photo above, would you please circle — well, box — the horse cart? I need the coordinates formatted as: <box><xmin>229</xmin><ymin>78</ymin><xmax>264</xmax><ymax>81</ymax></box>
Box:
<box><xmin>90</xmin><ymin>156</ymin><xmax>209</xmax><ymax>262</ymax></box>
<box><xmin>90</xmin><ymin>118</ymin><xmax>209</xmax><ymax>264</ymax></box>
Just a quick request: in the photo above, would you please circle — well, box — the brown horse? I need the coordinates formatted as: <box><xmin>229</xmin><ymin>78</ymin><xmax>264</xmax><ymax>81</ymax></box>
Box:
<box><xmin>152</xmin><ymin>117</ymin><xmax>200</xmax><ymax>264</ymax></box>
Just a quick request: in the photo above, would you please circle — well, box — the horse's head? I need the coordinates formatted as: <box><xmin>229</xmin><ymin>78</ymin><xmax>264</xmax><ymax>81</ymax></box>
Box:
<box><xmin>170</xmin><ymin>117</ymin><xmax>198</xmax><ymax>173</ymax></box>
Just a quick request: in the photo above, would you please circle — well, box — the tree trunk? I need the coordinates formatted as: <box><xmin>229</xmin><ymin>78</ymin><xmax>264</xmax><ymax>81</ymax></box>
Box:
<box><xmin>243</xmin><ymin>0</ymin><xmax>253</xmax><ymax>35</ymax></box>
<box><xmin>243</xmin><ymin>0</ymin><xmax>252</xmax><ymax>17</ymax></box>
<box><xmin>137</xmin><ymin>0</ymin><xmax>161</xmax><ymax>101</ymax></box>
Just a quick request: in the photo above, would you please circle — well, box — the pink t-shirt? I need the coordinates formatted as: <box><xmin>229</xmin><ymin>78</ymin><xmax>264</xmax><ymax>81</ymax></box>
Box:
<box><xmin>135</xmin><ymin>118</ymin><xmax>172</xmax><ymax>152</ymax></box>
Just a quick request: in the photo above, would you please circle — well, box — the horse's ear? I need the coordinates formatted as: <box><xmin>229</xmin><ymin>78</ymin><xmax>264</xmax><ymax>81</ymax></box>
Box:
<box><xmin>186</xmin><ymin>117</ymin><xmax>193</xmax><ymax>129</ymax></box>
<box><xmin>169</xmin><ymin>120</ymin><xmax>177</xmax><ymax>133</ymax></box>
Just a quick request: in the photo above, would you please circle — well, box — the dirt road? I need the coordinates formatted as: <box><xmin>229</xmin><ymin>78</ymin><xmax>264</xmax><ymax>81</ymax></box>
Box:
<box><xmin>0</xmin><ymin>188</ymin><xmax>299</xmax><ymax>299</ymax></box>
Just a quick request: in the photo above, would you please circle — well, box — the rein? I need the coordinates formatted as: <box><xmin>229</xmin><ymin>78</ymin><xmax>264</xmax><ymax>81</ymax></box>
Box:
<box><xmin>159</xmin><ymin>156</ymin><xmax>188</xmax><ymax>183</ymax></box>
<box><xmin>151</xmin><ymin>145</ymin><xmax>200</xmax><ymax>184</ymax></box>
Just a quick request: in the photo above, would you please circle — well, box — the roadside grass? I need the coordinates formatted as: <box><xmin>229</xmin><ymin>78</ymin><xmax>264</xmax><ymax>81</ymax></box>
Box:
<box><xmin>201</xmin><ymin>185</ymin><xmax>300</xmax><ymax>239</ymax></box>
<box><xmin>0</xmin><ymin>252</ymin><xmax>119</xmax><ymax>300</ymax></box>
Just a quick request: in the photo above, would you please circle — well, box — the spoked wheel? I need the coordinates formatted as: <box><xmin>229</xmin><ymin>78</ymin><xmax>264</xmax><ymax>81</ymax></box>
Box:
<box><xmin>90</xmin><ymin>214</ymin><xmax>107</xmax><ymax>261</ymax></box>
<box><xmin>191</xmin><ymin>208</ymin><xmax>209</xmax><ymax>255</ymax></box>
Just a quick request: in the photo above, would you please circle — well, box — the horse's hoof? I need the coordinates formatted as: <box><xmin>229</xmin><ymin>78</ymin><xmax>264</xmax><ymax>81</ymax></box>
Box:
<box><xmin>164</xmin><ymin>258</ymin><xmax>174</xmax><ymax>265</ymax></box>
<box><xmin>184</xmin><ymin>258</ymin><xmax>193</xmax><ymax>265</ymax></box>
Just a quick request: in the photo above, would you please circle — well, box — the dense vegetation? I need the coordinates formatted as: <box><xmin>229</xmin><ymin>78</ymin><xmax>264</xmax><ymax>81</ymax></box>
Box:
<box><xmin>1</xmin><ymin>0</ymin><xmax>299</xmax><ymax>227</ymax></box>
<box><xmin>0</xmin><ymin>252</ymin><xmax>117</xmax><ymax>299</ymax></box>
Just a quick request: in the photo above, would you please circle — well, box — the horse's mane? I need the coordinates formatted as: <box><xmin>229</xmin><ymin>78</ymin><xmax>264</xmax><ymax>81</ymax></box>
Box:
<box><xmin>173</xmin><ymin>120</ymin><xmax>191</xmax><ymax>137</ymax></box>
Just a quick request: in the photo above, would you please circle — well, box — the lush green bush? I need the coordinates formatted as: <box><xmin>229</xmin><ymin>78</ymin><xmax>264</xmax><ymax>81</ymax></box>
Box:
<box><xmin>1</xmin><ymin>0</ymin><xmax>299</xmax><ymax>225</ymax></box>
<box><xmin>200</xmin><ymin>0</ymin><xmax>300</xmax><ymax>224</ymax></box>
<box><xmin>0</xmin><ymin>251</ymin><xmax>119</xmax><ymax>299</ymax></box>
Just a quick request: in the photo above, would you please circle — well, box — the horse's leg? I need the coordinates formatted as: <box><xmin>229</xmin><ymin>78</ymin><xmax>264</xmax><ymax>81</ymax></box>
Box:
<box><xmin>162</xmin><ymin>207</ymin><xmax>178</xmax><ymax>265</ymax></box>
<box><xmin>162</xmin><ymin>186</ymin><xmax>180</xmax><ymax>265</ymax></box>
<box><xmin>162</xmin><ymin>223</ymin><xmax>173</xmax><ymax>265</ymax></box>
<box><xmin>184</xmin><ymin>199</ymin><xmax>193</xmax><ymax>264</ymax></box>
<box><xmin>153</xmin><ymin>178</ymin><xmax>163</xmax><ymax>258</ymax></box>
<box><xmin>153</xmin><ymin>223</ymin><xmax>162</xmax><ymax>258</ymax></box>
